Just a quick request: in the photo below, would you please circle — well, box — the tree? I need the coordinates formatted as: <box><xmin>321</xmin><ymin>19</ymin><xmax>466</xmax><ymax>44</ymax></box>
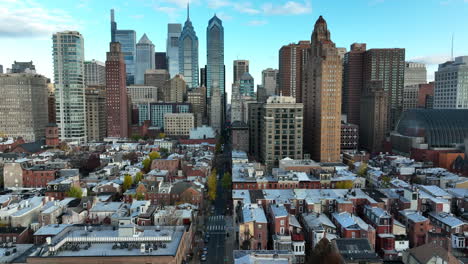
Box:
<box><xmin>149</xmin><ymin>151</ymin><xmax>161</xmax><ymax>160</ymax></box>
<box><xmin>308</xmin><ymin>237</ymin><xmax>343</xmax><ymax>264</ymax></box>
<box><xmin>158</xmin><ymin>133</ymin><xmax>166</xmax><ymax>139</ymax></box>
<box><xmin>159</xmin><ymin>148</ymin><xmax>169</xmax><ymax>157</ymax></box>
<box><xmin>135</xmin><ymin>192</ymin><xmax>145</xmax><ymax>200</ymax></box>
<box><xmin>357</xmin><ymin>163</ymin><xmax>368</xmax><ymax>177</ymax></box>
<box><xmin>131</xmin><ymin>135</ymin><xmax>142</xmax><ymax>141</ymax></box>
<box><xmin>123</xmin><ymin>174</ymin><xmax>133</xmax><ymax>191</ymax></box>
<box><xmin>215</xmin><ymin>142</ymin><xmax>222</xmax><ymax>154</ymax></box>
<box><xmin>142</xmin><ymin>158</ymin><xmax>152</xmax><ymax>173</ymax></box>
<box><xmin>336</xmin><ymin>180</ymin><xmax>353</xmax><ymax>189</ymax></box>
<box><xmin>66</xmin><ymin>186</ymin><xmax>83</xmax><ymax>198</ymax></box>
<box><xmin>381</xmin><ymin>175</ymin><xmax>391</xmax><ymax>187</ymax></box>
<box><xmin>134</xmin><ymin>172</ymin><xmax>143</xmax><ymax>185</ymax></box>
<box><xmin>123</xmin><ymin>152</ymin><xmax>138</xmax><ymax>165</ymax></box>
<box><xmin>222</xmin><ymin>172</ymin><xmax>232</xmax><ymax>190</ymax></box>
<box><xmin>207</xmin><ymin>170</ymin><xmax>217</xmax><ymax>200</ymax></box>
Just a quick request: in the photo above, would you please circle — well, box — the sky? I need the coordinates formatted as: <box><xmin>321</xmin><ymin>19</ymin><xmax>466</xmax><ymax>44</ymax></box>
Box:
<box><xmin>1</xmin><ymin>0</ymin><xmax>468</xmax><ymax>99</ymax></box>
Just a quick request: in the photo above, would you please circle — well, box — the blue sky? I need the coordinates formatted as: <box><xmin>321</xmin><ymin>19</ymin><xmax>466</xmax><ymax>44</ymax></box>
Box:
<box><xmin>1</xmin><ymin>0</ymin><xmax>467</xmax><ymax>97</ymax></box>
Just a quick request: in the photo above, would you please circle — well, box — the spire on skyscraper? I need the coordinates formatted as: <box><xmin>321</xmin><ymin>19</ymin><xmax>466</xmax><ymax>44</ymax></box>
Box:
<box><xmin>187</xmin><ymin>1</ymin><xmax>190</xmax><ymax>21</ymax></box>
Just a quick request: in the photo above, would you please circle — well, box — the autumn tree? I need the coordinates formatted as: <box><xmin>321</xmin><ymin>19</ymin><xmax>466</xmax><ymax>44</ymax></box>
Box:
<box><xmin>123</xmin><ymin>174</ymin><xmax>133</xmax><ymax>191</ymax></box>
<box><xmin>66</xmin><ymin>186</ymin><xmax>83</xmax><ymax>198</ymax></box>
<box><xmin>149</xmin><ymin>151</ymin><xmax>161</xmax><ymax>160</ymax></box>
<box><xmin>142</xmin><ymin>158</ymin><xmax>152</xmax><ymax>173</ymax></box>
<box><xmin>356</xmin><ymin>163</ymin><xmax>368</xmax><ymax>177</ymax></box>
<box><xmin>207</xmin><ymin>169</ymin><xmax>217</xmax><ymax>200</ymax></box>
<box><xmin>134</xmin><ymin>172</ymin><xmax>143</xmax><ymax>185</ymax></box>
<box><xmin>222</xmin><ymin>172</ymin><xmax>232</xmax><ymax>190</ymax></box>
<box><xmin>336</xmin><ymin>180</ymin><xmax>353</xmax><ymax>189</ymax></box>
<box><xmin>381</xmin><ymin>175</ymin><xmax>391</xmax><ymax>187</ymax></box>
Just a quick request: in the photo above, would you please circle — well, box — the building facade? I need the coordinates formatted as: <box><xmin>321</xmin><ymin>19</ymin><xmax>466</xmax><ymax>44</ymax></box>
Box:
<box><xmin>278</xmin><ymin>41</ymin><xmax>310</xmax><ymax>102</ymax></box>
<box><xmin>106</xmin><ymin>42</ymin><xmax>129</xmax><ymax>138</ymax></box>
<box><xmin>135</xmin><ymin>103</ymin><xmax>191</xmax><ymax>128</ymax></box>
<box><xmin>155</xmin><ymin>52</ymin><xmax>168</xmax><ymax>70</ymax></box>
<box><xmin>84</xmin><ymin>60</ymin><xmax>106</xmax><ymax>86</ymax></box>
<box><xmin>169</xmin><ymin>74</ymin><xmax>186</xmax><ymax>103</ymax></box>
<box><xmin>179</xmin><ymin>5</ymin><xmax>199</xmax><ymax>88</ymax></box>
<box><xmin>85</xmin><ymin>86</ymin><xmax>107</xmax><ymax>142</ymax></box>
<box><xmin>434</xmin><ymin>56</ymin><xmax>468</xmax><ymax>109</ymax></box>
<box><xmin>135</xmin><ymin>34</ymin><xmax>155</xmax><ymax>84</ymax></box>
<box><xmin>112</xmin><ymin>10</ymin><xmax>136</xmax><ymax>85</ymax></box>
<box><xmin>166</xmin><ymin>23</ymin><xmax>182</xmax><ymax>77</ymax></box>
<box><xmin>187</xmin><ymin>86</ymin><xmax>207</xmax><ymax>127</ymax></box>
<box><xmin>210</xmin><ymin>88</ymin><xmax>223</xmax><ymax>134</ymax></box>
<box><xmin>341</xmin><ymin>123</ymin><xmax>359</xmax><ymax>150</ymax></box>
<box><xmin>404</xmin><ymin>62</ymin><xmax>427</xmax><ymax>87</ymax></box>
<box><xmin>239</xmin><ymin>72</ymin><xmax>254</xmax><ymax>97</ymax></box>
<box><xmin>233</xmin><ymin>60</ymin><xmax>249</xmax><ymax>84</ymax></box>
<box><xmin>11</xmin><ymin>61</ymin><xmax>36</xmax><ymax>73</ymax></box>
<box><xmin>164</xmin><ymin>113</ymin><xmax>195</xmax><ymax>136</ymax></box>
<box><xmin>53</xmin><ymin>31</ymin><xmax>87</xmax><ymax>143</ymax></box>
<box><xmin>206</xmin><ymin>15</ymin><xmax>225</xmax><ymax>98</ymax></box>
<box><xmin>262</xmin><ymin>68</ymin><xmax>278</xmax><ymax>97</ymax></box>
<box><xmin>0</xmin><ymin>73</ymin><xmax>48</xmax><ymax>142</ymax></box>
<box><xmin>127</xmin><ymin>85</ymin><xmax>158</xmax><ymax>104</ymax></box>
<box><xmin>231</xmin><ymin>121</ymin><xmax>249</xmax><ymax>153</ymax></box>
<box><xmin>303</xmin><ymin>16</ymin><xmax>342</xmax><ymax>162</ymax></box>
<box><xmin>144</xmin><ymin>69</ymin><xmax>170</xmax><ymax>102</ymax></box>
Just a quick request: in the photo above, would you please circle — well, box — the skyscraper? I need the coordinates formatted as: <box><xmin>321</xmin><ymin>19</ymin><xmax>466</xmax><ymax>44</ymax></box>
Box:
<box><xmin>233</xmin><ymin>60</ymin><xmax>249</xmax><ymax>83</ymax></box>
<box><xmin>155</xmin><ymin>52</ymin><xmax>168</xmax><ymax>70</ymax></box>
<box><xmin>239</xmin><ymin>72</ymin><xmax>254</xmax><ymax>96</ymax></box>
<box><xmin>360</xmin><ymin>81</ymin><xmax>388</xmax><ymax>153</ymax></box>
<box><xmin>363</xmin><ymin>48</ymin><xmax>405</xmax><ymax>131</ymax></box>
<box><xmin>179</xmin><ymin>4</ymin><xmax>199</xmax><ymax>88</ymax></box>
<box><xmin>144</xmin><ymin>69</ymin><xmax>170</xmax><ymax>101</ymax></box>
<box><xmin>262</xmin><ymin>68</ymin><xmax>278</xmax><ymax>97</ymax></box>
<box><xmin>206</xmin><ymin>15</ymin><xmax>225</xmax><ymax>98</ymax></box>
<box><xmin>210</xmin><ymin>88</ymin><xmax>222</xmax><ymax>134</ymax></box>
<box><xmin>106</xmin><ymin>42</ymin><xmax>129</xmax><ymax>138</ymax></box>
<box><xmin>11</xmin><ymin>61</ymin><xmax>36</xmax><ymax>73</ymax></box>
<box><xmin>86</xmin><ymin>86</ymin><xmax>106</xmax><ymax>142</ymax></box>
<box><xmin>169</xmin><ymin>74</ymin><xmax>187</xmax><ymax>103</ymax></box>
<box><xmin>200</xmin><ymin>67</ymin><xmax>207</xmax><ymax>87</ymax></box>
<box><xmin>278</xmin><ymin>41</ymin><xmax>310</xmax><ymax>102</ymax></box>
<box><xmin>342</xmin><ymin>43</ymin><xmax>367</xmax><ymax>125</ymax></box>
<box><xmin>303</xmin><ymin>16</ymin><xmax>342</xmax><ymax>162</ymax></box>
<box><xmin>84</xmin><ymin>59</ymin><xmax>106</xmax><ymax>86</ymax></box>
<box><xmin>111</xmin><ymin>9</ymin><xmax>136</xmax><ymax>85</ymax></box>
<box><xmin>135</xmin><ymin>34</ymin><xmax>155</xmax><ymax>84</ymax></box>
<box><xmin>404</xmin><ymin>62</ymin><xmax>427</xmax><ymax>87</ymax></box>
<box><xmin>166</xmin><ymin>23</ymin><xmax>182</xmax><ymax>77</ymax></box>
<box><xmin>187</xmin><ymin>86</ymin><xmax>207</xmax><ymax>127</ymax></box>
<box><xmin>0</xmin><ymin>73</ymin><xmax>48</xmax><ymax>142</ymax></box>
<box><xmin>434</xmin><ymin>56</ymin><xmax>468</xmax><ymax>109</ymax></box>
<box><xmin>53</xmin><ymin>31</ymin><xmax>87</xmax><ymax>143</ymax></box>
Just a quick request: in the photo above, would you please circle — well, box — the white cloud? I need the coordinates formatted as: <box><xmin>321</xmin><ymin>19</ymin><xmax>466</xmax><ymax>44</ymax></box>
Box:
<box><xmin>159</xmin><ymin>0</ymin><xmax>200</xmax><ymax>8</ymax></box>
<box><xmin>207</xmin><ymin>0</ymin><xmax>231</xmax><ymax>9</ymax></box>
<box><xmin>262</xmin><ymin>1</ymin><xmax>312</xmax><ymax>15</ymax></box>
<box><xmin>233</xmin><ymin>3</ymin><xmax>260</xmax><ymax>14</ymax></box>
<box><xmin>0</xmin><ymin>1</ymin><xmax>76</xmax><ymax>38</ymax></box>
<box><xmin>247</xmin><ymin>19</ymin><xmax>267</xmax><ymax>26</ymax></box>
<box><xmin>410</xmin><ymin>54</ymin><xmax>451</xmax><ymax>65</ymax></box>
<box><xmin>216</xmin><ymin>12</ymin><xmax>233</xmax><ymax>21</ymax></box>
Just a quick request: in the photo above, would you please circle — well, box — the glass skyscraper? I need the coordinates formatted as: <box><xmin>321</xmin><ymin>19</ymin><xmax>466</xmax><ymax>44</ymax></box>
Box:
<box><xmin>179</xmin><ymin>4</ymin><xmax>199</xmax><ymax>88</ymax></box>
<box><xmin>206</xmin><ymin>15</ymin><xmax>224</xmax><ymax>98</ymax></box>
<box><xmin>166</xmin><ymin>23</ymin><xmax>182</xmax><ymax>78</ymax></box>
<box><xmin>135</xmin><ymin>34</ymin><xmax>155</xmax><ymax>84</ymax></box>
<box><xmin>52</xmin><ymin>31</ymin><xmax>87</xmax><ymax>143</ymax></box>
<box><xmin>111</xmin><ymin>9</ymin><xmax>136</xmax><ymax>85</ymax></box>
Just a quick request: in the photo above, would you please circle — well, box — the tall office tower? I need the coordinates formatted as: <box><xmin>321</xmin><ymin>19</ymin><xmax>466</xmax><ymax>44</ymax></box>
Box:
<box><xmin>434</xmin><ymin>56</ymin><xmax>468</xmax><ymax>109</ymax></box>
<box><xmin>256</xmin><ymin>85</ymin><xmax>267</xmax><ymax>103</ymax></box>
<box><xmin>166</xmin><ymin>23</ymin><xmax>182</xmax><ymax>77</ymax></box>
<box><xmin>233</xmin><ymin>60</ymin><xmax>249</xmax><ymax>83</ymax></box>
<box><xmin>363</xmin><ymin>48</ymin><xmax>405</xmax><ymax>131</ymax></box>
<box><xmin>85</xmin><ymin>86</ymin><xmax>106</xmax><ymax>142</ymax></box>
<box><xmin>144</xmin><ymin>69</ymin><xmax>170</xmax><ymax>101</ymax></box>
<box><xmin>106</xmin><ymin>42</ymin><xmax>129</xmax><ymax>138</ymax></box>
<box><xmin>179</xmin><ymin>4</ymin><xmax>199</xmax><ymax>88</ymax></box>
<box><xmin>48</xmin><ymin>92</ymin><xmax>56</xmax><ymax>123</ymax></box>
<box><xmin>262</xmin><ymin>96</ymin><xmax>303</xmax><ymax>169</ymax></box>
<box><xmin>248</xmin><ymin>102</ymin><xmax>264</xmax><ymax>161</ymax></box>
<box><xmin>135</xmin><ymin>34</ymin><xmax>155</xmax><ymax>84</ymax></box>
<box><xmin>404</xmin><ymin>62</ymin><xmax>427</xmax><ymax>86</ymax></box>
<box><xmin>53</xmin><ymin>31</ymin><xmax>86</xmax><ymax>143</ymax></box>
<box><xmin>210</xmin><ymin>88</ymin><xmax>223</xmax><ymax>134</ymax></box>
<box><xmin>262</xmin><ymin>68</ymin><xmax>278</xmax><ymax>96</ymax></box>
<box><xmin>278</xmin><ymin>41</ymin><xmax>310</xmax><ymax>102</ymax></box>
<box><xmin>200</xmin><ymin>67</ymin><xmax>207</xmax><ymax>87</ymax></box>
<box><xmin>111</xmin><ymin>10</ymin><xmax>136</xmax><ymax>85</ymax></box>
<box><xmin>206</xmin><ymin>15</ymin><xmax>225</xmax><ymax>98</ymax></box>
<box><xmin>231</xmin><ymin>82</ymin><xmax>242</xmax><ymax>122</ymax></box>
<box><xmin>0</xmin><ymin>73</ymin><xmax>48</xmax><ymax>142</ymax></box>
<box><xmin>155</xmin><ymin>52</ymin><xmax>168</xmax><ymax>70</ymax></box>
<box><xmin>360</xmin><ymin>81</ymin><xmax>388</xmax><ymax>153</ymax></box>
<box><xmin>127</xmin><ymin>85</ymin><xmax>158</xmax><ymax>104</ymax></box>
<box><xmin>239</xmin><ymin>72</ymin><xmax>254</xmax><ymax>96</ymax></box>
<box><xmin>11</xmin><ymin>61</ymin><xmax>36</xmax><ymax>73</ymax></box>
<box><xmin>302</xmin><ymin>16</ymin><xmax>342</xmax><ymax>162</ymax></box>
<box><xmin>342</xmin><ymin>43</ymin><xmax>366</xmax><ymax>126</ymax></box>
<box><xmin>187</xmin><ymin>86</ymin><xmax>207</xmax><ymax>127</ymax></box>
<box><xmin>84</xmin><ymin>60</ymin><xmax>106</xmax><ymax>86</ymax></box>
<box><xmin>0</xmin><ymin>65</ymin><xmax>3</xmax><ymax>74</ymax></box>
<box><xmin>169</xmin><ymin>74</ymin><xmax>186</xmax><ymax>103</ymax></box>
<box><xmin>418</xmin><ymin>82</ymin><xmax>435</xmax><ymax>109</ymax></box>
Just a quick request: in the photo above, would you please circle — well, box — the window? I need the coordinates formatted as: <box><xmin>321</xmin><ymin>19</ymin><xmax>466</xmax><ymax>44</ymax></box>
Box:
<box><xmin>280</xmin><ymin>220</ymin><xmax>285</xmax><ymax>226</ymax></box>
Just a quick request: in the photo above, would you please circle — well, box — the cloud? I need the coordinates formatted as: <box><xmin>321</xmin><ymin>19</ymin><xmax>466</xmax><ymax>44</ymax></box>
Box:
<box><xmin>0</xmin><ymin>1</ymin><xmax>76</xmax><ymax>38</ymax></box>
<box><xmin>410</xmin><ymin>54</ymin><xmax>451</xmax><ymax>65</ymax></box>
<box><xmin>216</xmin><ymin>12</ymin><xmax>233</xmax><ymax>21</ymax></box>
<box><xmin>262</xmin><ymin>1</ymin><xmax>312</xmax><ymax>15</ymax></box>
<box><xmin>207</xmin><ymin>0</ymin><xmax>231</xmax><ymax>9</ymax></box>
<box><xmin>233</xmin><ymin>3</ymin><xmax>260</xmax><ymax>14</ymax></box>
<box><xmin>158</xmin><ymin>0</ymin><xmax>200</xmax><ymax>8</ymax></box>
<box><xmin>247</xmin><ymin>20</ymin><xmax>267</xmax><ymax>26</ymax></box>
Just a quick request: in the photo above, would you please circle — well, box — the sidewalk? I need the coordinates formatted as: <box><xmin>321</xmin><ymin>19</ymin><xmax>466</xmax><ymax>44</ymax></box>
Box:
<box><xmin>224</xmin><ymin>215</ymin><xmax>237</xmax><ymax>264</ymax></box>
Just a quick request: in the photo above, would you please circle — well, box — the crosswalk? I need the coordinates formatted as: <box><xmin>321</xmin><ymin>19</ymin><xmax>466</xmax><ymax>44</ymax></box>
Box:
<box><xmin>207</xmin><ymin>215</ymin><xmax>226</xmax><ymax>234</ymax></box>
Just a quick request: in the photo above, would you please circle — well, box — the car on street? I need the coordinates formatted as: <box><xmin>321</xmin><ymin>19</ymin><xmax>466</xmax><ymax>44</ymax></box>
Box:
<box><xmin>200</xmin><ymin>254</ymin><xmax>207</xmax><ymax>262</ymax></box>
<box><xmin>202</xmin><ymin>247</ymin><xmax>208</xmax><ymax>255</ymax></box>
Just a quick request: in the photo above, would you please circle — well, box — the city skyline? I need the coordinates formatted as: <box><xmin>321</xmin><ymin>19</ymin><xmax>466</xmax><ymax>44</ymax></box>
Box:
<box><xmin>1</xmin><ymin>0</ymin><xmax>467</xmax><ymax>98</ymax></box>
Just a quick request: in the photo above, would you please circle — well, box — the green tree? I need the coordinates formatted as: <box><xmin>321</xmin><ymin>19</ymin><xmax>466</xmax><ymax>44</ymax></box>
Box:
<box><xmin>215</xmin><ymin>142</ymin><xmax>222</xmax><ymax>154</ymax></box>
<box><xmin>66</xmin><ymin>186</ymin><xmax>83</xmax><ymax>198</ymax></box>
<box><xmin>357</xmin><ymin>163</ymin><xmax>368</xmax><ymax>177</ymax></box>
<box><xmin>222</xmin><ymin>172</ymin><xmax>232</xmax><ymax>190</ymax></box>
<box><xmin>381</xmin><ymin>176</ymin><xmax>391</xmax><ymax>187</ymax></box>
<box><xmin>134</xmin><ymin>172</ymin><xmax>143</xmax><ymax>185</ymax></box>
<box><xmin>207</xmin><ymin>170</ymin><xmax>217</xmax><ymax>200</ymax></box>
<box><xmin>159</xmin><ymin>148</ymin><xmax>168</xmax><ymax>157</ymax></box>
<box><xmin>142</xmin><ymin>158</ymin><xmax>152</xmax><ymax>173</ymax></box>
<box><xmin>123</xmin><ymin>174</ymin><xmax>133</xmax><ymax>191</ymax></box>
<box><xmin>149</xmin><ymin>151</ymin><xmax>161</xmax><ymax>160</ymax></box>
<box><xmin>135</xmin><ymin>192</ymin><xmax>145</xmax><ymax>200</ymax></box>
<box><xmin>336</xmin><ymin>180</ymin><xmax>354</xmax><ymax>189</ymax></box>
<box><xmin>131</xmin><ymin>135</ymin><xmax>142</xmax><ymax>141</ymax></box>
